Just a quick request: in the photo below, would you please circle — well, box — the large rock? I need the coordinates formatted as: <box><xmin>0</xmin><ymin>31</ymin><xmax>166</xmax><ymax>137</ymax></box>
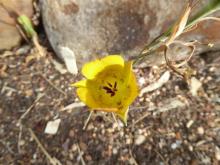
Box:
<box><xmin>40</xmin><ymin>0</ymin><xmax>220</xmax><ymax>73</ymax></box>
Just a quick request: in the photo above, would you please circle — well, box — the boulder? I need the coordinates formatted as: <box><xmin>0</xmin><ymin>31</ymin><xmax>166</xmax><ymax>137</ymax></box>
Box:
<box><xmin>40</xmin><ymin>0</ymin><xmax>220</xmax><ymax>73</ymax></box>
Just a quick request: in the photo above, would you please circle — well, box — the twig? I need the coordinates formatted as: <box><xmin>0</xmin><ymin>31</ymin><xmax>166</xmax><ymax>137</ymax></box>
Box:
<box><xmin>77</xmin><ymin>143</ymin><xmax>86</xmax><ymax>165</ymax></box>
<box><xmin>132</xmin><ymin>112</ymin><xmax>150</xmax><ymax>126</ymax></box>
<box><xmin>129</xmin><ymin>105</ymin><xmax>149</xmax><ymax>111</ymax></box>
<box><xmin>17</xmin><ymin>94</ymin><xmax>44</xmax><ymax>154</ymax></box>
<box><xmin>169</xmin><ymin>40</ymin><xmax>195</xmax><ymax>68</ymax></box>
<box><xmin>17</xmin><ymin>125</ymin><xmax>23</xmax><ymax>153</ymax></box>
<box><xmin>18</xmin><ymin>93</ymin><xmax>45</xmax><ymax>125</ymax></box>
<box><xmin>28</xmin><ymin>128</ymin><xmax>62</xmax><ymax>165</ymax></box>
<box><xmin>164</xmin><ymin>46</ymin><xmax>184</xmax><ymax>77</ymax></box>
<box><xmin>129</xmin><ymin>150</ymin><xmax>139</xmax><ymax>165</ymax></box>
<box><xmin>61</xmin><ymin>102</ymin><xmax>85</xmax><ymax>111</ymax></box>
<box><xmin>32</xmin><ymin>35</ymin><xmax>46</xmax><ymax>57</ymax></box>
<box><xmin>153</xmin><ymin>149</ymin><xmax>168</xmax><ymax>165</ymax></box>
<box><xmin>83</xmin><ymin>111</ymin><xmax>93</xmax><ymax>130</ymax></box>
<box><xmin>111</xmin><ymin>112</ymin><xmax>120</xmax><ymax>130</ymax></box>
<box><xmin>0</xmin><ymin>140</ymin><xmax>15</xmax><ymax>155</ymax></box>
<box><xmin>40</xmin><ymin>74</ymin><xmax>67</xmax><ymax>97</ymax></box>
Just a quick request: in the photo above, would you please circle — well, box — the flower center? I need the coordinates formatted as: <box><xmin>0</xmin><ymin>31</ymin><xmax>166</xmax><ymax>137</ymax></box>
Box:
<box><xmin>102</xmin><ymin>81</ymin><xmax>118</xmax><ymax>97</ymax></box>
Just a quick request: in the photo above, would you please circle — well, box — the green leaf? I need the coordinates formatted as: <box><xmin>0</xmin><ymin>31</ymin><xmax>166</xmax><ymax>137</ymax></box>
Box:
<box><xmin>17</xmin><ymin>15</ymin><xmax>36</xmax><ymax>38</ymax></box>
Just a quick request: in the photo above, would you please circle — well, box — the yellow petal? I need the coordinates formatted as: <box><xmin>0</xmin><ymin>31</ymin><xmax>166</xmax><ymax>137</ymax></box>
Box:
<box><xmin>94</xmin><ymin>107</ymin><xmax>118</xmax><ymax>112</ymax></box>
<box><xmin>116</xmin><ymin>107</ymin><xmax>129</xmax><ymax>125</ymax></box>
<box><xmin>126</xmin><ymin>72</ymin><xmax>139</xmax><ymax>104</ymax></box>
<box><xmin>70</xmin><ymin>80</ymin><xmax>87</xmax><ymax>87</ymax></box>
<box><xmin>76</xmin><ymin>87</ymin><xmax>99</xmax><ymax>108</ymax></box>
<box><xmin>123</xmin><ymin>61</ymin><xmax>133</xmax><ymax>85</ymax></box>
<box><xmin>82</xmin><ymin>55</ymin><xmax>124</xmax><ymax>79</ymax></box>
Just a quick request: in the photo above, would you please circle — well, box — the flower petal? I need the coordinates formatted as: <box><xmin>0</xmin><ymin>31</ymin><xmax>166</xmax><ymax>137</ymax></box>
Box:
<box><xmin>82</xmin><ymin>55</ymin><xmax>124</xmax><ymax>79</ymax></box>
<box><xmin>125</xmin><ymin>72</ymin><xmax>139</xmax><ymax>104</ymax></box>
<box><xmin>75</xmin><ymin>87</ymin><xmax>99</xmax><ymax>108</ymax></box>
<box><xmin>116</xmin><ymin>107</ymin><xmax>129</xmax><ymax>125</ymax></box>
<box><xmin>71</xmin><ymin>80</ymin><xmax>87</xmax><ymax>87</ymax></box>
<box><xmin>123</xmin><ymin>61</ymin><xmax>133</xmax><ymax>85</ymax></box>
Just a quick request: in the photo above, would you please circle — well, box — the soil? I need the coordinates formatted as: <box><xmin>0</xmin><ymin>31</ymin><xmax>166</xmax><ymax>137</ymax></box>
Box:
<box><xmin>0</xmin><ymin>8</ymin><xmax>220</xmax><ymax>165</ymax></box>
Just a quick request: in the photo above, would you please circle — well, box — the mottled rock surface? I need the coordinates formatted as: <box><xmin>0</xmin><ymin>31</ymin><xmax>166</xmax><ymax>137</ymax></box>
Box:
<box><xmin>40</xmin><ymin>0</ymin><xmax>220</xmax><ymax>72</ymax></box>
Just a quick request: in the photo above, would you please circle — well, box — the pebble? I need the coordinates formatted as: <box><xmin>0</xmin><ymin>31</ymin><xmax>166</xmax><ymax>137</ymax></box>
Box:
<box><xmin>138</xmin><ymin>77</ymin><xmax>145</xmax><ymax>86</ymax></box>
<box><xmin>126</xmin><ymin>138</ymin><xmax>132</xmax><ymax>145</ymax></box>
<box><xmin>113</xmin><ymin>148</ymin><xmax>118</xmax><ymax>154</ymax></box>
<box><xmin>71</xmin><ymin>144</ymin><xmax>77</xmax><ymax>152</ymax></box>
<box><xmin>197</xmin><ymin>126</ymin><xmax>204</xmax><ymax>135</ymax></box>
<box><xmin>85</xmin><ymin>154</ymin><xmax>92</xmax><ymax>161</ymax></box>
<box><xmin>66</xmin><ymin>160</ymin><xmax>73</xmax><ymax>165</ymax></box>
<box><xmin>188</xmin><ymin>145</ymin><xmax>193</xmax><ymax>151</ymax></box>
<box><xmin>87</xmin><ymin>123</ymin><xmax>94</xmax><ymax>130</ymax></box>
<box><xmin>19</xmin><ymin>140</ymin><xmax>25</xmax><ymax>146</ymax></box>
<box><xmin>186</xmin><ymin>120</ymin><xmax>194</xmax><ymax>128</ymax></box>
<box><xmin>79</xmin><ymin>142</ymin><xmax>87</xmax><ymax>151</ymax></box>
<box><xmin>215</xmin><ymin>146</ymin><xmax>220</xmax><ymax>160</ymax></box>
<box><xmin>135</xmin><ymin>135</ymin><xmax>146</xmax><ymax>145</ymax></box>
<box><xmin>69</xmin><ymin>130</ymin><xmax>75</xmax><ymax>137</ymax></box>
<box><xmin>171</xmin><ymin>140</ymin><xmax>182</xmax><ymax>150</ymax></box>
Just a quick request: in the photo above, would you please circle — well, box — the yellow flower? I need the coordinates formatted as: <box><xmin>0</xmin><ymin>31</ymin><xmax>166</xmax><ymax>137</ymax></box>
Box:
<box><xmin>71</xmin><ymin>55</ymin><xmax>138</xmax><ymax>124</ymax></box>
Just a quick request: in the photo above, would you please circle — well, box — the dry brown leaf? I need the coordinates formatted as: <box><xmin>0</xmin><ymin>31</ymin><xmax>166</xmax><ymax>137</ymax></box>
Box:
<box><xmin>166</xmin><ymin>3</ymin><xmax>191</xmax><ymax>46</ymax></box>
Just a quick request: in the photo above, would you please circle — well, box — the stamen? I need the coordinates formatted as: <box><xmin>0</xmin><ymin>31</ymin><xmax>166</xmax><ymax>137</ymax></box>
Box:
<box><xmin>114</xmin><ymin>82</ymin><xmax>117</xmax><ymax>88</ymax></box>
<box><xmin>102</xmin><ymin>81</ymin><xmax>118</xmax><ymax>97</ymax></box>
<box><xmin>103</xmin><ymin>86</ymin><xmax>111</xmax><ymax>91</ymax></box>
<box><xmin>107</xmin><ymin>82</ymin><xmax>112</xmax><ymax>87</ymax></box>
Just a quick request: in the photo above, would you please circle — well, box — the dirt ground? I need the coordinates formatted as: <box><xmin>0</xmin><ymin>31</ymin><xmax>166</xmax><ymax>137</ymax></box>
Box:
<box><xmin>1</xmin><ymin>13</ymin><xmax>220</xmax><ymax>165</ymax></box>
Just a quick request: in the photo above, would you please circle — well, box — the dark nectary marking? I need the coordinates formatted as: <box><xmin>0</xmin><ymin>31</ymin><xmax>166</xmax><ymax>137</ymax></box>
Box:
<box><xmin>103</xmin><ymin>81</ymin><xmax>118</xmax><ymax>97</ymax></box>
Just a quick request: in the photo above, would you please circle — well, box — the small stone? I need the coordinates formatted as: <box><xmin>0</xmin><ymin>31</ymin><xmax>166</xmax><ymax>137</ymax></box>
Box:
<box><xmin>215</xmin><ymin>146</ymin><xmax>220</xmax><ymax>160</ymax></box>
<box><xmin>190</xmin><ymin>77</ymin><xmax>202</xmax><ymax>96</ymax></box>
<box><xmin>69</xmin><ymin>130</ymin><xmax>75</xmax><ymax>138</ymax></box>
<box><xmin>79</xmin><ymin>142</ymin><xmax>87</xmax><ymax>151</ymax></box>
<box><xmin>69</xmin><ymin>152</ymin><xmax>74</xmax><ymax>160</ymax></box>
<box><xmin>113</xmin><ymin>148</ymin><xmax>118</xmax><ymax>155</ymax></box>
<box><xmin>87</xmin><ymin>123</ymin><xmax>94</xmax><ymax>130</ymax></box>
<box><xmin>188</xmin><ymin>145</ymin><xmax>193</xmax><ymax>151</ymax></box>
<box><xmin>135</xmin><ymin>135</ymin><xmax>146</xmax><ymax>145</ymax></box>
<box><xmin>66</xmin><ymin>160</ymin><xmax>73</xmax><ymax>165</ymax></box>
<box><xmin>101</xmin><ymin>129</ymin><xmax>105</xmax><ymax>134</ymax></box>
<box><xmin>186</xmin><ymin>120</ymin><xmax>194</xmax><ymax>128</ymax></box>
<box><xmin>197</xmin><ymin>127</ymin><xmax>204</xmax><ymax>135</ymax></box>
<box><xmin>25</xmin><ymin>89</ymin><xmax>33</xmax><ymax>97</ymax></box>
<box><xmin>44</xmin><ymin>119</ymin><xmax>61</xmax><ymax>135</ymax></box>
<box><xmin>138</xmin><ymin>77</ymin><xmax>145</xmax><ymax>86</ymax></box>
<box><xmin>71</xmin><ymin>144</ymin><xmax>77</xmax><ymax>152</ymax></box>
<box><xmin>126</xmin><ymin>138</ymin><xmax>132</xmax><ymax>145</ymax></box>
<box><xmin>19</xmin><ymin>140</ymin><xmax>25</xmax><ymax>146</ymax></box>
<box><xmin>171</xmin><ymin>140</ymin><xmax>182</xmax><ymax>150</ymax></box>
<box><xmin>85</xmin><ymin>154</ymin><xmax>92</xmax><ymax>161</ymax></box>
